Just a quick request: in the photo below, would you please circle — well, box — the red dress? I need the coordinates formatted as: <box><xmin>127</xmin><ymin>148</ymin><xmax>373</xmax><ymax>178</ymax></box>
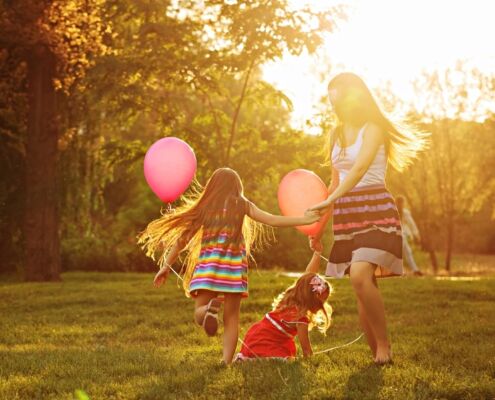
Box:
<box><xmin>237</xmin><ymin>306</ymin><xmax>309</xmax><ymax>359</ymax></box>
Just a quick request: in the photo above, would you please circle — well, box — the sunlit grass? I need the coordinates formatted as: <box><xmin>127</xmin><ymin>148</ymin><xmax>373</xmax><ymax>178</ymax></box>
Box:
<box><xmin>1</xmin><ymin>270</ymin><xmax>494</xmax><ymax>399</ymax></box>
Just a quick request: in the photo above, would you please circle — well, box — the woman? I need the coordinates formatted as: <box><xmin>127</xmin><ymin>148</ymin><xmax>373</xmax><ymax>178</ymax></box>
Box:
<box><xmin>307</xmin><ymin>72</ymin><xmax>427</xmax><ymax>364</ymax></box>
<box><xmin>396</xmin><ymin>195</ymin><xmax>423</xmax><ymax>276</ymax></box>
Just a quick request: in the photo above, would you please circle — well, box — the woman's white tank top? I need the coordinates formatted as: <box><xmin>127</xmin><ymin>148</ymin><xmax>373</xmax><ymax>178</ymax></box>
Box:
<box><xmin>331</xmin><ymin>124</ymin><xmax>387</xmax><ymax>187</ymax></box>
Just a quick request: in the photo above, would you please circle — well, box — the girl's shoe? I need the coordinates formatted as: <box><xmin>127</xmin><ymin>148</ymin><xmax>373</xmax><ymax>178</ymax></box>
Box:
<box><xmin>202</xmin><ymin>298</ymin><xmax>222</xmax><ymax>336</ymax></box>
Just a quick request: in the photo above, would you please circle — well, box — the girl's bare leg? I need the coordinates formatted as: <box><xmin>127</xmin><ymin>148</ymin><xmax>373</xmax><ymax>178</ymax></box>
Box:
<box><xmin>222</xmin><ymin>293</ymin><xmax>242</xmax><ymax>364</ymax></box>
<box><xmin>357</xmin><ymin>297</ymin><xmax>377</xmax><ymax>356</ymax></box>
<box><xmin>193</xmin><ymin>290</ymin><xmax>218</xmax><ymax>325</ymax></box>
<box><xmin>350</xmin><ymin>262</ymin><xmax>391</xmax><ymax>363</ymax></box>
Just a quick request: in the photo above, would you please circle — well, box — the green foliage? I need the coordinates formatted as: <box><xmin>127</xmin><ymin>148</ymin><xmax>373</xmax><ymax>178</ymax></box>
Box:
<box><xmin>388</xmin><ymin>115</ymin><xmax>495</xmax><ymax>258</ymax></box>
<box><xmin>50</xmin><ymin>0</ymin><xmax>338</xmax><ymax>273</ymax></box>
<box><xmin>1</xmin><ymin>0</ymin><xmax>494</xmax><ymax>277</ymax></box>
<box><xmin>0</xmin><ymin>271</ymin><xmax>494</xmax><ymax>399</ymax></box>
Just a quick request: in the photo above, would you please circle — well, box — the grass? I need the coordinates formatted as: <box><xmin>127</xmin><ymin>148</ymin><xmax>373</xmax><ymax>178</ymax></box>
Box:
<box><xmin>1</xmin><ymin>270</ymin><xmax>494</xmax><ymax>400</ymax></box>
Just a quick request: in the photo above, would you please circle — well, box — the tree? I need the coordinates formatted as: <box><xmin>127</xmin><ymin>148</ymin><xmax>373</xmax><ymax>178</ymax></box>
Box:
<box><xmin>0</xmin><ymin>0</ymin><xmax>109</xmax><ymax>280</ymax></box>
<box><xmin>385</xmin><ymin>66</ymin><xmax>495</xmax><ymax>272</ymax></box>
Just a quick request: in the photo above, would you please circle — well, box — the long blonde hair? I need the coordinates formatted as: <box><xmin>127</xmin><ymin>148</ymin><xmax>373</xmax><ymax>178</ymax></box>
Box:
<box><xmin>326</xmin><ymin>72</ymin><xmax>428</xmax><ymax>171</ymax></box>
<box><xmin>272</xmin><ymin>272</ymin><xmax>332</xmax><ymax>334</ymax></box>
<box><xmin>138</xmin><ymin>168</ymin><xmax>269</xmax><ymax>295</ymax></box>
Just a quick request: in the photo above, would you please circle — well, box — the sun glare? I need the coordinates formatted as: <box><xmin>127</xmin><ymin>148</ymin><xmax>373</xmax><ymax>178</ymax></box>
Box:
<box><xmin>263</xmin><ymin>0</ymin><xmax>495</xmax><ymax>130</ymax></box>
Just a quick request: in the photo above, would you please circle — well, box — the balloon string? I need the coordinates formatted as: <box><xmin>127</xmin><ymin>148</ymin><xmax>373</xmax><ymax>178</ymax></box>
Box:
<box><xmin>169</xmin><ymin>266</ymin><xmax>183</xmax><ymax>281</ymax></box>
<box><xmin>317</xmin><ymin>253</ymin><xmax>329</xmax><ymax>263</ymax></box>
<box><xmin>312</xmin><ymin>333</ymin><xmax>364</xmax><ymax>355</ymax></box>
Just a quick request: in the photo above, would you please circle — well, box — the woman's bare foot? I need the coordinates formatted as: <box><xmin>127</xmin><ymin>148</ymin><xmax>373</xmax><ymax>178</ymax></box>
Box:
<box><xmin>374</xmin><ymin>343</ymin><xmax>392</xmax><ymax>365</ymax></box>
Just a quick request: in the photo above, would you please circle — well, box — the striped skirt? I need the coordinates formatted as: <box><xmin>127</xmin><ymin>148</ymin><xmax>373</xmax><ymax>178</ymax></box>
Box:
<box><xmin>326</xmin><ymin>184</ymin><xmax>403</xmax><ymax>278</ymax></box>
<box><xmin>189</xmin><ymin>239</ymin><xmax>249</xmax><ymax>297</ymax></box>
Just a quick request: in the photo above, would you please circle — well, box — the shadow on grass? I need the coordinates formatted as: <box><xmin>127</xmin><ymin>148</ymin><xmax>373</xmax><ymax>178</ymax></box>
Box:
<box><xmin>343</xmin><ymin>364</ymin><xmax>383</xmax><ymax>400</ymax></box>
<box><xmin>139</xmin><ymin>359</ymin><xmax>307</xmax><ymax>400</ymax></box>
<box><xmin>238</xmin><ymin>359</ymin><xmax>307</xmax><ymax>399</ymax></box>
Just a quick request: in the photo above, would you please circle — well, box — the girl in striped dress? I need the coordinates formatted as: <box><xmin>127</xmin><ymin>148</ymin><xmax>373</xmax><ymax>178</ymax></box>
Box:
<box><xmin>308</xmin><ymin>73</ymin><xmax>428</xmax><ymax>364</ymax></box>
<box><xmin>138</xmin><ymin>167</ymin><xmax>320</xmax><ymax>364</ymax></box>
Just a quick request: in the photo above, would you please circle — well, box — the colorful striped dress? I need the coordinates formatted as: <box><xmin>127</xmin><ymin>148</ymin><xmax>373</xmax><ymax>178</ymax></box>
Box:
<box><xmin>328</xmin><ymin>124</ymin><xmax>403</xmax><ymax>278</ymax></box>
<box><xmin>189</xmin><ymin>199</ymin><xmax>249</xmax><ymax>297</ymax></box>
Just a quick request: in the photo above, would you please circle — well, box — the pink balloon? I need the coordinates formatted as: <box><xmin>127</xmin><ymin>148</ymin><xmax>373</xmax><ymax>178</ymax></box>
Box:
<box><xmin>278</xmin><ymin>169</ymin><xmax>329</xmax><ymax>236</ymax></box>
<box><xmin>144</xmin><ymin>137</ymin><xmax>197</xmax><ymax>202</ymax></box>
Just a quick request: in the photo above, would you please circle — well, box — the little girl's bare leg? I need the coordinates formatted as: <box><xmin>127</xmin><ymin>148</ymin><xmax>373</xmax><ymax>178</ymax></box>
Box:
<box><xmin>194</xmin><ymin>290</ymin><xmax>218</xmax><ymax>325</ymax></box>
<box><xmin>222</xmin><ymin>293</ymin><xmax>242</xmax><ymax>364</ymax></box>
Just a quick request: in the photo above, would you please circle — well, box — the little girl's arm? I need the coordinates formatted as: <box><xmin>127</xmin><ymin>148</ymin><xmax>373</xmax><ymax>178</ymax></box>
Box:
<box><xmin>305</xmin><ymin>251</ymin><xmax>322</xmax><ymax>273</ymax></box>
<box><xmin>247</xmin><ymin>202</ymin><xmax>320</xmax><ymax>227</ymax></box>
<box><xmin>153</xmin><ymin>231</ymin><xmax>192</xmax><ymax>287</ymax></box>
<box><xmin>297</xmin><ymin>323</ymin><xmax>313</xmax><ymax>357</ymax></box>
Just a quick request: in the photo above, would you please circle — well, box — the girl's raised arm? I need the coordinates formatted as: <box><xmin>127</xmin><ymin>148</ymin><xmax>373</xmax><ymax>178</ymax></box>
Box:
<box><xmin>305</xmin><ymin>251</ymin><xmax>322</xmax><ymax>274</ymax></box>
<box><xmin>246</xmin><ymin>201</ymin><xmax>319</xmax><ymax>227</ymax></box>
<box><xmin>297</xmin><ymin>323</ymin><xmax>313</xmax><ymax>357</ymax></box>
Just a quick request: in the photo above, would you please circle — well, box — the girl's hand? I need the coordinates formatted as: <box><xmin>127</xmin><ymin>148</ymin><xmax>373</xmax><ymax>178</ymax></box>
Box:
<box><xmin>309</xmin><ymin>236</ymin><xmax>323</xmax><ymax>253</ymax></box>
<box><xmin>308</xmin><ymin>199</ymin><xmax>332</xmax><ymax>215</ymax></box>
<box><xmin>304</xmin><ymin>210</ymin><xmax>321</xmax><ymax>224</ymax></box>
<box><xmin>153</xmin><ymin>267</ymin><xmax>170</xmax><ymax>288</ymax></box>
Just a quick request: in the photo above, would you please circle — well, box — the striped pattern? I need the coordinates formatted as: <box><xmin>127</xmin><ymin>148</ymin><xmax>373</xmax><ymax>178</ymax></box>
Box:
<box><xmin>333</xmin><ymin>184</ymin><xmax>401</xmax><ymax>240</ymax></box>
<box><xmin>189</xmin><ymin>211</ymin><xmax>248</xmax><ymax>296</ymax></box>
<box><xmin>328</xmin><ymin>184</ymin><xmax>403</xmax><ymax>278</ymax></box>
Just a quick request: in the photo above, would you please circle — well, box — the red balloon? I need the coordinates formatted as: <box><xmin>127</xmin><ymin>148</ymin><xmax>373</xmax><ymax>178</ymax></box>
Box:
<box><xmin>278</xmin><ymin>169</ymin><xmax>329</xmax><ymax>236</ymax></box>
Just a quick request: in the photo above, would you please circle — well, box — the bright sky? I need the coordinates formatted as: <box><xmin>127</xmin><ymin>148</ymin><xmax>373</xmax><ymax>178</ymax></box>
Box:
<box><xmin>262</xmin><ymin>0</ymin><xmax>495</xmax><ymax>130</ymax></box>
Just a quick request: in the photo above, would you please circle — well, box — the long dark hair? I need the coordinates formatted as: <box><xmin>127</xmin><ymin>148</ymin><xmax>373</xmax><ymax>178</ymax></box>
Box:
<box><xmin>327</xmin><ymin>72</ymin><xmax>428</xmax><ymax>171</ymax></box>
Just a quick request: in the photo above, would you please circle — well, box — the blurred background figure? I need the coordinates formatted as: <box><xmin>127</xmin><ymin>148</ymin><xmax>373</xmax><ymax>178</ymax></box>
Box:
<box><xmin>396</xmin><ymin>195</ymin><xmax>423</xmax><ymax>276</ymax></box>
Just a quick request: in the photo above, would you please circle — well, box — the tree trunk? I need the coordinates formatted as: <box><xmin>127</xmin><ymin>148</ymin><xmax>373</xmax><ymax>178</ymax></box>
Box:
<box><xmin>416</xmin><ymin>159</ymin><xmax>439</xmax><ymax>274</ymax></box>
<box><xmin>445</xmin><ymin>214</ymin><xmax>454</xmax><ymax>272</ymax></box>
<box><xmin>421</xmin><ymin>236</ymin><xmax>438</xmax><ymax>273</ymax></box>
<box><xmin>24</xmin><ymin>44</ymin><xmax>61</xmax><ymax>281</ymax></box>
<box><xmin>224</xmin><ymin>59</ymin><xmax>256</xmax><ymax>165</ymax></box>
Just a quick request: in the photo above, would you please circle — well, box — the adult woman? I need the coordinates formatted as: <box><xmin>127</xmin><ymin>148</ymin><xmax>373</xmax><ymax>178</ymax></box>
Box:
<box><xmin>396</xmin><ymin>195</ymin><xmax>423</xmax><ymax>276</ymax></box>
<box><xmin>307</xmin><ymin>73</ymin><xmax>427</xmax><ymax>364</ymax></box>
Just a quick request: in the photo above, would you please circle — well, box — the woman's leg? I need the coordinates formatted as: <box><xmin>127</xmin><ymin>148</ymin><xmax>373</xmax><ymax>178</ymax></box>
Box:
<box><xmin>357</xmin><ymin>297</ymin><xmax>377</xmax><ymax>356</ymax></box>
<box><xmin>222</xmin><ymin>293</ymin><xmax>242</xmax><ymax>364</ymax></box>
<box><xmin>193</xmin><ymin>290</ymin><xmax>218</xmax><ymax>326</ymax></box>
<box><xmin>349</xmin><ymin>262</ymin><xmax>391</xmax><ymax>363</ymax></box>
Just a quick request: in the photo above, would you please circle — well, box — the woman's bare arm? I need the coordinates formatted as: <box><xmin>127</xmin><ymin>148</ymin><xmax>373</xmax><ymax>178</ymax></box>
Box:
<box><xmin>309</xmin><ymin>123</ymin><xmax>384</xmax><ymax>213</ymax></box>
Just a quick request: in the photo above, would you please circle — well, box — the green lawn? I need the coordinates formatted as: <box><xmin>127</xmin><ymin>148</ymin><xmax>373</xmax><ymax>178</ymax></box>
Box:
<box><xmin>1</xmin><ymin>271</ymin><xmax>494</xmax><ymax>400</ymax></box>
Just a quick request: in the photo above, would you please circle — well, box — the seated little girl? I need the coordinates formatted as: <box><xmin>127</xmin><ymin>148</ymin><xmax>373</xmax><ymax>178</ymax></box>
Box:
<box><xmin>235</xmin><ymin>252</ymin><xmax>332</xmax><ymax>360</ymax></box>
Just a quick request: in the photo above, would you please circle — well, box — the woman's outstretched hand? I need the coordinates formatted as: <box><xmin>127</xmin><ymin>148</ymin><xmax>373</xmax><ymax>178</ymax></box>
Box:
<box><xmin>303</xmin><ymin>209</ymin><xmax>321</xmax><ymax>224</ymax></box>
<box><xmin>307</xmin><ymin>199</ymin><xmax>332</xmax><ymax>215</ymax></box>
<box><xmin>153</xmin><ymin>267</ymin><xmax>170</xmax><ymax>288</ymax></box>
